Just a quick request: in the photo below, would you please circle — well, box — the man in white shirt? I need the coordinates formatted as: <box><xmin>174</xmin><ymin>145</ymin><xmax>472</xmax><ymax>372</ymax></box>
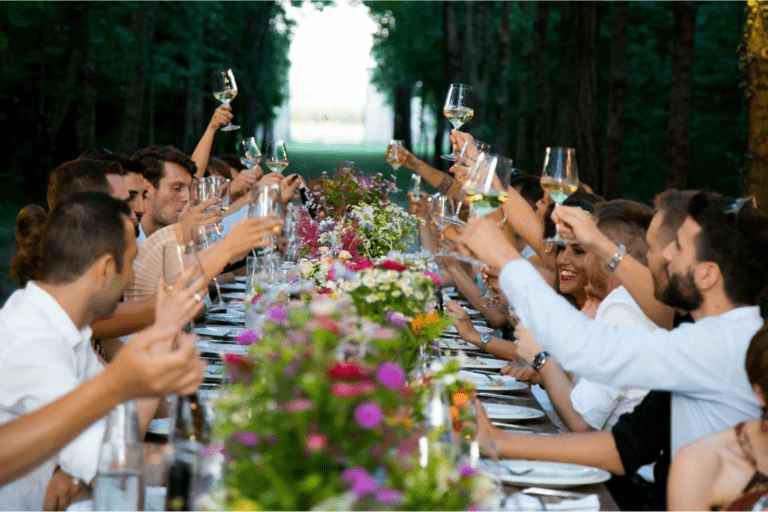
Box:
<box><xmin>461</xmin><ymin>191</ymin><xmax>768</xmax><ymax>458</ymax></box>
<box><xmin>0</xmin><ymin>193</ymin><xmax>139</xmax><ymax>510</ymax></box>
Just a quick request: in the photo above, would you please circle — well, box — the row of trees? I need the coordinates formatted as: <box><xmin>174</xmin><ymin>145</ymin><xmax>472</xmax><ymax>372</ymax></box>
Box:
<box><xmin>0</xmin><ymin>1</ymin><xmax>296</xmax><ymax>205</ymax></box>
<box><xmin>368</xmin><ymin>1</ymin><xmax>749</xmax><ymax>204</ymax></box>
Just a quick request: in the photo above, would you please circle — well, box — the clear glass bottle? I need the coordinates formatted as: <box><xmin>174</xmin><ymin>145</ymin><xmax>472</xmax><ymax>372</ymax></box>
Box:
<box><xmin>93</xmin><ymin>401</ymin><xmax>144</xmax><ymax>511</ymax></box>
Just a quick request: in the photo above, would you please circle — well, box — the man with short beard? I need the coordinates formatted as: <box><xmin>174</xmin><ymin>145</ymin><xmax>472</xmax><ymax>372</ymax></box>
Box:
<box><xmin>461</xmin><ymin>190</ymin><xmax>768</xmax><ymax>510</ymax></box>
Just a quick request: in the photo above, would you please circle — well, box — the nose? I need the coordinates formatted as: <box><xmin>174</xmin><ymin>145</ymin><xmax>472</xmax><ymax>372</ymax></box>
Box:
<box><xmin>134</xmin><ymin>195</ymin><xmax>146</xmax><ymax>216</ymax></box>
<box><xmin>661</xmin><ymin>241</ymin><xmax>676</xmax><ymax>262</ymax></box>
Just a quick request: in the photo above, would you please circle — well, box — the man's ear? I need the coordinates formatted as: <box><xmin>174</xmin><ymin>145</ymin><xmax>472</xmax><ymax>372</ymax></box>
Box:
<box><xmin>92</xmin><ymin>253</ymin><xmax>117</xmax><ymax>290</ymax></box>
<box><xmin>694</xmin><ymin>261</ymin><xmax>721</xmax><ymax>293</ymax></box>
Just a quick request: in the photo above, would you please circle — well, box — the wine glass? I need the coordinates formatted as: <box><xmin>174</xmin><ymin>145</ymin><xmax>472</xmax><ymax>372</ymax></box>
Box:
<box><xmin>408</xmin><ymin>174</ymin><xmax>423</xmax><ymax>201</ymax></box>
<box><xmin>441</xmin><ymin>83</ymin><xmax>474</xmax><ymax>161</ymax></box>
<box><xmin>264</xmin><ymin>140</ymin><xmax>289</xmax><ymax>173</ymax></box>
<box><xmin>191</xmin><ymin>225</ymin><xmax>226</xmax><ymax>312</ymax></box>
<box><xmin>210</xmin><ymin>176</ymin><xmax>231</xmax><ymax>213</ymax></box>
<box><xmin>238</xmin><ymin>137</ymin><xmax>261</xmax><ymax>169</ymax></box>
<box><xmin>249</xmin><ymin>183</ymin><xmax>282</xmax><ymax>257</ymax></box>
<box><xmin>454</xmin><ymin>139</ymin><xmax>490</xmax><ymax>171</ymax></box>
<box><xmin>464</xmin><ymin>152</ymin><xmax>512</xmax><ymax>219</ymax></box>
<box><xmin>163</xmin><ymin>242</ymin><xmax>206</xmax><ymax>332</ymax></box>
<box><xmin>540</xmin><ymin>147</ymin><xmax>579</xmax><ymax>245</ymax></box>
<box><xmin>386</xmin><ymin>140</ymin><xmax>406</xmax><ymax>171</ymax></box>
<box><xmin>212</xmin><ymin>69</ymin><xmax>241</xmax><ymax>132</ymax></box>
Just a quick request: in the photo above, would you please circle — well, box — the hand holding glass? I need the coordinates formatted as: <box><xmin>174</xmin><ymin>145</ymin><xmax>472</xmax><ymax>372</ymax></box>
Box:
<box><xmin>212</xmin><ymin>69</ymin><xmax>240</xmax><ymax>131</ymax></box>
<box><xmin>442</xmin><ymin>84</ymin><xmax>474</xmax><ymax>161</ymax></box>
<box><xmin>540</xmin><ymin>147</ymin><xmax>579</xmax><ymax>245</ymax></box>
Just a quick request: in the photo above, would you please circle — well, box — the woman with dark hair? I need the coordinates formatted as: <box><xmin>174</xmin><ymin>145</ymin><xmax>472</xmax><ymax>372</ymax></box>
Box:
<box><xmin>9</xmin><ymin>205</ymin><xmax>46</xmax><ymax>288</ymax></box>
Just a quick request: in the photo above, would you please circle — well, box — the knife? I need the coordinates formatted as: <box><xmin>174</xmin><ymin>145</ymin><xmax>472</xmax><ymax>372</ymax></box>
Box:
<box><xmin>522</xmin><ymin>487</ymin><xmax>589</xmax><ymax>499</ymax></box>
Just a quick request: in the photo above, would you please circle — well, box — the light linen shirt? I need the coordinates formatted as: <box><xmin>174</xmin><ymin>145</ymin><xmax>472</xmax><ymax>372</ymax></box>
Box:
<box><xmin>136</xmin><ymin>222</ymin><xmax>147</xmax><ymax>246</ymax></box>
<box><xmin>499</xmin><ymin>259</ymin><xmax>762</xmax><ymax>455</ymax></box>
<box><xmin>570</xmin><ymin>286</ymin><xmax>656</xmax><ymax>431</ymax></box>
<box><xmin>0</xmin><ymin>282</ymin><xmax>105</xmax><ymax>510</ymax></box>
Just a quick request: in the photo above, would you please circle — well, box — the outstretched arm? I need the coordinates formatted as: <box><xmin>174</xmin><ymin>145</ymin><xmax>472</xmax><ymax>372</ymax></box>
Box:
<box><xmin>191</xmin><ymin>104</ymin><xmax>234</xmax><ymax>178</ymax></box>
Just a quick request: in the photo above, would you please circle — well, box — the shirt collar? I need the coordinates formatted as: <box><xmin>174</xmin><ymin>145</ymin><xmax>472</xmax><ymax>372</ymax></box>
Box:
<box><xmin>24</xmin><ymin>282</ymin><xmax>93</xmax><ymax>348</ymax></box>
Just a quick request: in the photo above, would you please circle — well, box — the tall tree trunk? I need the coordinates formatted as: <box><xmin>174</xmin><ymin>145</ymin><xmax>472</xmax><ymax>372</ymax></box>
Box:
<box><xmin>533</xmin><ymin>1</ymin><xmax>551</xmax><ymax>173</ymax></box>
<box><xmin>572</xmin><ymin>1</ymin><xmax>600</xmax><ymax>192</ymax></box>
<box><xmin>493</xmin><ymin>2</ymin><xmax>512</xmax><ymax>159</ymax></box>
<box><xmin>744</xmin><ymin>0</ymin><xmax>768</xmax><ymax>213</ymax></box>
<box><xmin>555</xmin><ymin>2</ymin><xmax>576</xmax><ymax>150</ymax></box>
<box><xmin>474</xmin><ymin>2</ymin><xmax>495</xmax><ymax>142</ymax></box>
<box><xmin>393</xmin><ymin>84</ymin><xmax>412</xmax><ymax>148</ymax></box>
<box><xmin>516</xmin><ymin>2</ymin><xmax>535</xmax><ymax>172</ymax></box>
<box><xmin>604</xmin><ymin>1</ymin><xmax>629</xmax><ymax>200</ymax></box>
<box><xmin>437</xmin><ymin>1</ymin><xmax>461</xmax><ymax>167</ymax></box>
<box><xmin>665</xmin><ymin>1</ymin><xmax>697</xmax><ymax>190</ymax></box>
<box><xmin>117</xmin><ymin>2</ymin><xmax>157</xmax><ymax>154</ymax></box>
<box><xmin>76</xmin><ymin>34</ymin><xmax>96</xmax><ymax>151</ymax></box>
<box><xmin>433</xmin><ymin>103</ymin><xmax>444</xmax><ymax>170</ymax></box>
<box><xmin>244</xmin><ymin>2</ymin><xmax>274</xmax><ymax>140</ymax></box>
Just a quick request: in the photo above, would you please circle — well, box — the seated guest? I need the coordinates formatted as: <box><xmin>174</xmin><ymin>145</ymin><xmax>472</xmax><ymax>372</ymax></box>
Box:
<box><xmin>0</xmin><ymin>193</ymin><xmax>207</xmax><ymax>510</ymax></box>
<box><xmin>204</xmin><ymin>156</ymin><xmax>233</xmax><ymax>180</ymax></box>
<box><xmin>465</xmin><ymin>191</ymin><xmax>768</xmax><ymax>509</ymax></box>
<box><xmin>667</xmin><ymin>316</ymin><xmax>768</xmax><ymax>510</ymax></box>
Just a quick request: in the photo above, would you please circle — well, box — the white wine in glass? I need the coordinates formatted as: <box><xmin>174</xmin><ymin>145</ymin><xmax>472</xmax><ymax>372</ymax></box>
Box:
<box><xmin>441</xmin><ymin>83</ymin><xmax>473</xmax><ymax>161</ymax></box>
<box><xmin>265</xmin><ymin>140</ymin><xmax>289</xmax><ymax>173</ymax></box>
<box><xmin>239</xmin><ymin>137</ymin><xmax>261</xmax><ymax>169</ymax></box>
<box><xmin>386</xmin><ymin>140</ymin><xmax>406</xmax><ymax>171</ymax></box>
<box><xmin>540</xmin><ymin>147</ymin><xmax>579</xmax><ymax>245</ymax></box>
<box><xmin>464</xmin><ymin>153</ymin><xmax>511</xmax><ymax>218</ymax></box>
<box><xmin>212</xmin><ymin>69</ymin><xmax>241</xmax><ymax>132</ymax></box>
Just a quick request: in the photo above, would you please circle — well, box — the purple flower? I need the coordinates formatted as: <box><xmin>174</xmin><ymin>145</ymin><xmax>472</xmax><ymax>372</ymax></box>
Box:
<box><xmin>283</xmin><ymin>360</ymin><xmax>299</xmax><ymax>378</ymax></box>
<box><xmin>341</xmin><ymin>467</ymin><xmax>370</xmax><ymax>484</ymax></box>
<box><xmin>200</xmin><ymin>443</ymin><xmax>225</xmax><ymax>459</ymax></box>
<box><xmin>385</xmin><ymin>310</ymin><xmax>408</xmax><ymax>328</ymax></box>
<box><xmin>376</xmin><ymin>362</ymin><xmax>405</xmax><ymax>390</ymax></box>
<box><xmin>235</xmin><ymin>329</ymin><xmax>260</xmax><ymax>345</ymax></box>
<box><xmin>375</xmin><ymin>489</ymin><xmax>403</xmax><ymax>505</ymax></box>
<box><xmin>305</xmin><ymin>433</ymin><xmax>327</xmax><ymax>452</ymax></box>
<box><xmin>459</xmin><ymin>463</ymin><xmax>477</xmax><ymax>478</ymax></box>
<box><xmin>342</xmin><ymin>467</ymin><xmax>380</xmax><ymax>497</ymax></box>
<box><xmin>230</xmin><ymin>431</ymin><xmax>259</xmax><ymax>447</ymax></box>
<box><xmin>267</xmin><ymin>305</ymin><xmax>287</xmax><ymax>322</ymax></box>
<box><xmin>285</xmin><ymin>399</ymin><xmax>314</xmax><ymax>412</ymax></box>
<box><xmin>354</xmin><ymin>402</ymin><xmax>383</xmax><ymax>430</ymax></box>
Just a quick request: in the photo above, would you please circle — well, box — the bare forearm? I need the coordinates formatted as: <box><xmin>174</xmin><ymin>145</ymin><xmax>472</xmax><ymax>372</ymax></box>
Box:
<box><xmin>0</xmin><ymin>372</ymin><xmax>123</xmax><ymax>485</ymax></box>
<box><xmin>495</xmin><ymin>430</ymin><xmax>626</xmax><ymax>475</ymax></box>
<box><xmin>136</xmin><ymin>397</ymin><xmax>162</xmax><ymax>438</ymax></box>
<box><xmin>92</xmin><ymin>296</ymin><xmax>156</xmax><ymax>338</ymax></box>
<box><xmin>445</xmin><ymin>265</ymin><xmax>508</xmax><ymax>328</ymax></box>
<box><xmin>538</xmin><ymin>361</ymin><xmax>594</xmax><ymax>433</ymax></box>
<box><xmin>502</xmin><ymin>189</ymin><xmax>556</xmax><ymax>271</ymax></box>
<box><xmin>191</xmin><ymin>127</ymin><xmax>217</xmax><ymax>178</ymax></box>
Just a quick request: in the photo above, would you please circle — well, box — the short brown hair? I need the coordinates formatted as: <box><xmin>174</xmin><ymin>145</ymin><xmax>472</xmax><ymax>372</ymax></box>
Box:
<box><xmin>47</xmin><ymin>159</ymin><xmax>121</xmax><ymax>210</ymax></box>
<box><xmin>595</xmin><ymin>200</ymin><xmax>654</xmax><ymax>265</ymax></box>
<box><xmin>131</xmin><ymin>145</ymin><xmax>197</xmax><ymax>188</ymax></box>
<box><xmin>652</xmin><ymin>189</ymin><xmax>697</xmax><ymax>246</ymax></box>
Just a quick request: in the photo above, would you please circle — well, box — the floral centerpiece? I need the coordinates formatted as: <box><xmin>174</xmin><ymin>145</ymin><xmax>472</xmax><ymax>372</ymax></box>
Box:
<box><xmin>306</xmin><ymin>162</ymin><xmax>395</xmax><ymax>218</ymax></box>
<box><xmin>214</xmin><ymin>296</ymin><xmax>492</xmax><ymax>511</ymax></box>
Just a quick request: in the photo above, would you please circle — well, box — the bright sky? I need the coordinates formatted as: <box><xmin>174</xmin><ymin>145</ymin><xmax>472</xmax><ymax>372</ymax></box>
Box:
<box><xmin>285</xmin><ymin>0</ymin><xmax>378</xmax><ymax>108</ymax></box>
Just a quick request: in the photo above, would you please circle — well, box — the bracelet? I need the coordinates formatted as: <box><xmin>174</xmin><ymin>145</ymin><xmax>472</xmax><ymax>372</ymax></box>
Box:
<box><xmin>437</xmin><ymin>174</ymin><xmax>455</xmax><ymax>195</ymax></box>
<box><xmin>604</xmin><ymin>244</ymin><xmax>627</xmax><ymax>272</ymax></box>
<box><xmin>497</xmin><ymin>212</ymin><xmax>507</xmax><ymax>227</ymax></box>
<box><xmin>531</xmin><ymin>351</ymin><xmax>550</xmax><ymax>372</ymax></box>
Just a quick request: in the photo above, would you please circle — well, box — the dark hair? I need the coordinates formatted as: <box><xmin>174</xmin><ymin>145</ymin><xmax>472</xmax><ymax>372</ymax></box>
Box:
<box><xmin>10</xmin><ymin>205</ymin><xmax>47</xmax><ymax>287</ymax></box>
<box><xmin>746</xmin><ymin>322</ymin><xmax>768</xmax><ymax>395</ymax></box>
<box><xmin>78</xmin><ymin>148</ymin><xmax>145</xmax><ymax>175</ymax></box>
<box><xmin>510</xmin><ymin>175</ymin><xmax>544</xmax><ymax>209</ymax></box>
<box><xmin>543</xmin><ymin>191</ymin><xmax>606</xmax><ymax>239</ymax></box>
<box><xmin>595</xmin><ymin>200</ymin><xmax>654</xmax><ymax>265</ymax></box>
<box><xmin>205</xmin><ymin>157</ymin><xmax>233</xmax><ymax>180</ymax></box>
<box><xmin>47</xmin><ymin>159</ymin><xmax>121</xmax><ymax>210</ymax></box>
<box><xmin>131</xmin><ymin>145</ymin><xmax>197</xmax><ymax>188</ymax></box>
<box><xmin>219</xmin><ymin>153</ymin><xmax>246</xmax><ymax>172</ymax></box>
<box><xmin>37</xmin><ymin>193</ymin><xmax>133</xmax><ymax>285</ymax></box>
<box><xmin>653</xmin><ymin>189</ymin><xmax>698</xmax><ymax>246</ymax></box>
<box><xmin>687</xmin><ymin>191</ymin><xmax>768</xmax><ymax>306</ymax></box>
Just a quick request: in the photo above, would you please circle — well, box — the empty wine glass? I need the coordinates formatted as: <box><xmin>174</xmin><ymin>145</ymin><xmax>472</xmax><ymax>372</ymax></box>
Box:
<box><xmin>212</xmin><ymin>69</ymin><xmax>240</xmax><ymax>132</ymax></box>
<box><xmin>264</xmin><ymin>140</ymin><xmax>289</xmax><ymax>173</ymax></box>
<box><xmin>239</xmin><ymin>137</ymin><xmax>261</xmax><ymax>169</ymax></box>
<box><xmin>163</xmin><ymin>242</ymin><xmax>206</xmax><ymax>332</ymax></box>
<box><xmin>209</xmin><ymin>177</ymin><xmax>231</xmax><ymax>213</ymax></box>
<box><xmin>249</xmin><ymin>183</ymin><xmax>282</xmax><ymax>257</ymax></box>
<box><xmin>454</xmin><ymin>139</ymin><xmax>491</xmax><ymax>171</ymax></box>
<box><xmin>540</xmin><ymin>147</ymin><xmax>579</xmax><ymax>245</ymax></box>
<box><xmin>441</xmin><ymin>84</ymin><xmax>474</xmax><ymax>161</ymax></box>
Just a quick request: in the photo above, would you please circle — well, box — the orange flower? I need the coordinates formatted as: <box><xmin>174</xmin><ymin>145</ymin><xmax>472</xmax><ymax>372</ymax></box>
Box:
<box><xmin>450</xmin><ymin>406</ymin><xmax>460</xmax><ymax>422</ymax></box>
<box><xmin>410</xmin><ymin>312</ymin><xmax>442</xmax><ymax>336</ymax></box>
<box><xmin>452</xmin><ymin>390</ymin><xmax>469</xmax><ymax>407</ymax></box>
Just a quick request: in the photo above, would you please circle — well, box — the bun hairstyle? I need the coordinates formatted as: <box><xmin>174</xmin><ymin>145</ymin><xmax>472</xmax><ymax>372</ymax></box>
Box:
<box><xmin>10</xmin><ymin>205</ymin><xmax>47</xmax><ymax>287</ymax></box>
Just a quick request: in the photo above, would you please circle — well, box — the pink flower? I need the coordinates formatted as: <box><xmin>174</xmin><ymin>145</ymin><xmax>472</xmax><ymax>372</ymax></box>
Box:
<box><xmin>230</xmin><ymin>431</ymin><xmax>259</xmax><ymax>447</ymax></box>
<box><xmin>376</xmin><ymin>362</ymin><xmax>405</xmax><ymax>390</ymax></box>
<box><xmin>376</xmin><ymin>489</ymin><xmax>403</xmax><ymax>505</ymax></box>
<box><xmin>354</xmin><ymin>402</ymin><xmax>383</xmax><ymax>430</ymax></box>
<box><xmin>341</xmin><ymin>467</ymin><xmax>379</xmax><ymax>498</ymax></box>
<box><xmin>459</xmin><ymin>463</ymin><xmax>478</xmax><ymax>478</ymax></box>
<box><xmin>331</xmin><ymin>382</ymin><xmax>358</xmax><ymax>398</ymax></box>
<box><xmin>381</xmin><ymin>260</ymin><xmax>407</xmax><ymax>271</ymax></box>
<box><xmin>235</xmin><ymin>329</ymin><xmax>260</xmax><ymax>345</ymax></box>
<box><xmin>385</xmin><ymin>310</ymin><xmax>408</xmax><ymax>328</ymax></box>
<box><xmin>285</xmin><ymin>399</ymin><xmax>314</xmax><ymax>412</ymax></box>
<box><xmin>305</xmin><ymin>433</ymin><xmax>327</xmax><ymax>452</ymax></box>
<box><xmin>266</xmin><ymin>305</ymin><xmax>287</xmax><ymax>322</ymax></box>
<box><xmin>371</xmin><ymin>327</ymin><xmax>398</xmax><ymax>340</ymax></box>
<box><xmin>328</xmin><ymin>362</ymin><xmax>366</xmax><ymax>380</ymax></box>
<box><xmin>423</xmin><ymin>270</ymin><xmax>441</xmax><ymax>285</ymax></box>
<box><xmin>349</xmin><ymin>260</ymin><xmax>375</xmax><ymax>271</ymax></box>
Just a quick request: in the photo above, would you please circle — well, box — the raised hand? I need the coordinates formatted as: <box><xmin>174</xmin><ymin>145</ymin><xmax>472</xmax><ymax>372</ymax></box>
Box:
<box><xmin>456</xmin><ymin>216</ymin><xmax>521</xmax><ymax>272</ymax></box>
<box><xmin>512</xmin><ymin>323</ymin><xmax>544</xmax><ymax>366</ymax></box>
<box><xmin>154</xmin><ymin>267</ymin><xmax>207</xmax><ymax>334</ymax></box>
<box><xmin>179</xmin><ymin>198</ymin><xmax>222</xmax><ymax>242</ymax></box>
<box><xmin>449</xmin><ymin>129</ymin><xmax>474</xmax><ymax>156</ymax></box>
<box><xmin>222</xmin><ymin>215</ymin><xmax>284</xmax><ymax>262</ymax></box>
<box><xmin>550</xmin><ymin>205</ymin><xmax>608</xmax><ymax>254</ymax></box>
<box><xmin>207</xmin><ymin>103</ymin><xmax>234</xmax><ymax>131</ymax></box>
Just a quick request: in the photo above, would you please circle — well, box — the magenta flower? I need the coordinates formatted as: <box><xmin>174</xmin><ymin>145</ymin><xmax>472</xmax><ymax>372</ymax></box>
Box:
<box><xmin>342</xmin><ymin>467</ymin><xmax>379</xmax><ymax>497</ymax></box>
<box><xmin>349</xmin><ymin>260</ymin><xmax>375</xmax><ymax>271</ymax></box>
<box><xmin>285</xmin><ymin>399</ymin><xmax>314</xmax><ymax>412</ymax></box>
<box><xmin>459</xmin><ymin>463</ymin><xmax>478</xmax><ymax>478</ymax></box>
<box><xmin>341</xmin><ymin>467</ymin><xmax>370</xmax><ymax>484</ymax></box>
<box><xmin>354</xmin><ymin>402</ymin><xmax>383</xmax><ymax>430</ymax></box>
<box><xmin>230</xmin><ymin>431</ymin><xmax>259</xmax><ymax>447</ymax></box>
<box><xmin>376</xmin><ymin>489</ymin><xmax>403</xmax><ymax>505</ymax></box>
<box><xmin>283</xmin><ymin>360</ymin><xmax>299</xmax><ymax>378</ymax></box>
<box><xmin>305</xmin><ymin>433</ymin><xmax>327</xmax><ymax>452</ymax></box>
<box><xmin>385</xmin><ymin>310</ymin><xmax>408</xmax><ymax>328</ymax></box>
<box><xmin>376</xmin><ymin>362</ymin><xmax>405</xmax><ymax>390</ymax></box>
<box><xmin>381</xmin><ymin>260</ymin><xmax>407</xmax><ymax>271</ymax></box>
<box><xmin>267</xmin><ymin>305</ymin><xmax>287</xmax><ymax>322</ymax></box>
<box><xmin>235</xmin><ymin>329</ymin><xmax>260</xmax><ymax>345</ymax></box>
<box><xmin>424</xmin><ymin>270</ymin><xmax>441</xmax><ymax>285</ymax></box>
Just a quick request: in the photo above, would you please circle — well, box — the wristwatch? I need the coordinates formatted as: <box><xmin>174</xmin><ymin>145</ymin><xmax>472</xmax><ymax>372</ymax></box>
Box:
<box><xmin>531</xmin><ymin>351</ymin><xmax>550</xmax><ymax>372</ymax></box>
<box><xmin>480</xmin><ymin>332</ymin><xmax>492</xmax><ymax>352</ymax></box>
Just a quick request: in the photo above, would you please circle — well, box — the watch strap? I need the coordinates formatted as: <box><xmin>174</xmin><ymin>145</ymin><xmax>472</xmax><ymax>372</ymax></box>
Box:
<box><xmin>480</xmin><ymin>332</ymin><xmax>492</xmax><ymax>352</ymax></box>
<box><xmin>531</xmin><ymin>351</ymin><xmax>550</xmax><ymax>372</ymax></box>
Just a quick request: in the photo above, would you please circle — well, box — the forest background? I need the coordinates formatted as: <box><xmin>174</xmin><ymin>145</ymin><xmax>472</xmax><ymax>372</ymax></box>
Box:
<box><xmin>0</xmin><ymin>1</ymin><xmax>761</xmax><ymax>301</ymax></box>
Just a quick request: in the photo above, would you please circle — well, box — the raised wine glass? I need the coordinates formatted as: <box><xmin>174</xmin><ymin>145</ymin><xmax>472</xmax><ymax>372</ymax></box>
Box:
<box><xmin>163</xmin><ymin>241</ymin><xmax>206</xmax><ymax>332</ymax></box>
<box><xmin>212</xmin><ymin>69</ymin><xmax>240</xmax><ymax>132</ymax></box>
<box><xmin>264</xmin><ymin>140</ymin><xmax>289</xmax><ymax>173</ymax></box>
<box><xmin>441</xmin><ymin>83</ymin><xmax>474</xmax><ymax>161</ymax></box>
<box><xmin>407</xmin><ymin>174</ymin><xmax>423</xmax><ymax>201</ymax></box>
<box><xmin>385</xmin><ymin>139</ymin><xmax>406</xmax><ymax>192</ymax></box>
<box><xmin>191</xmin><ymin>225</ymin><xmax>226</xmax><ymax>312</ymax></box>
<box><xmin>464</xmin><ymin>152</ymin><xmax>512</xmax><ymax>219</ymax></box>
<box><xmin>249</xmin><ymin>183</ymin><xmax>283</xmax><ymax>258</ymax></box>
<box><xmin>540</xmin><ymin>147</ymin><xmax>579</xmax><ymax>245</ymax></box>
<box><xmin>454</xmin><ymin>139</ymin><xmax>490</xmax><ymax>171</ymax></box>
<box><xmin>239</xmin><ymin>137</ymin><xmax>261</xmax><ymax>169</ymax></box>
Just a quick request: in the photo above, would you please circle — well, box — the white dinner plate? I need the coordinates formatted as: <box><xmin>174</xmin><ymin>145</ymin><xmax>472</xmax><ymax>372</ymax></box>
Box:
<box><xmin>452</xmin><ymin>356</ymin><xmax>507</xmax><ymax>370</ymax></box>
<box><xmin>486</xmin><ymin>459</ymin><xmax>611</xmax><ymax>488</ymax></box>
<box><xmin>235</xmin><ymin>275</ymin><xmax>247</xmax><ymax>283</ymax></box>
<box><xmin>196</xmin><ymin>339</ymin><xmax>248</xmax><ymax>355</ymax></box>
<box><xmin>465</xmin><ymin>308</ymin><xmax>480</xmax><ymax>315</ymax></box>
<box><xmin>194</xmin><ymin>326</ymin><xmax>239</xmax><ymax>338</ymax></box>
<box><xmin>220</xmin><ymin>292</ymin><xmax>246</xmax><ymax>301</ymax></box>
<box><xmin>482</xmin><ymin>403</ymin><xmax>545</xmax><ymax>421</ymax></box>
<box><xmin>458</xmin><ymin>370</ymin><xmax>528</xmax><ymax>392</ymax></box>
<box><xmin>442</xmin><ymin>286</ymin><xmax>456</xmax><ymax>293</ymax></box>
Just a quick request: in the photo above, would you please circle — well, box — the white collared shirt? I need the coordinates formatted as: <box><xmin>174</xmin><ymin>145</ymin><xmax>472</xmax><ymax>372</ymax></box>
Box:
<box><xmin>0</xmin><ymin>282</ymin><xmax>105</xmax><ymax>510</ymax></box>
<box><xmin>499</xmin><ymin>260</ymin><xmax>762</xmax><ymax>455</ymax></box>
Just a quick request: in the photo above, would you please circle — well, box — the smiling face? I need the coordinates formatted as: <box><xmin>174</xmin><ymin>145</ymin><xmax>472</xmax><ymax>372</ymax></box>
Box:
<box><xmin>556</xmin><ymin>243</ymin><xmax>589</xmax><ymax>299</ymax></box>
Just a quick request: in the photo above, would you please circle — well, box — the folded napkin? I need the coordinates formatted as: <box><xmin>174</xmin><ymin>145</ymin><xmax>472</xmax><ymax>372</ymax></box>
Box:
<box><xmin>504</xmin><ymin>492</ymin><xmax>600</xmax><ymax>511</ymax></box>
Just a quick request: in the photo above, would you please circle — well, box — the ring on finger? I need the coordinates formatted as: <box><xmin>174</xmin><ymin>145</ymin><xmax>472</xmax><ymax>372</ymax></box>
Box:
<box><xmin>193</xmin><ymin>293</ymin><xmax>203</xmax><ymax>302</ymax></box>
